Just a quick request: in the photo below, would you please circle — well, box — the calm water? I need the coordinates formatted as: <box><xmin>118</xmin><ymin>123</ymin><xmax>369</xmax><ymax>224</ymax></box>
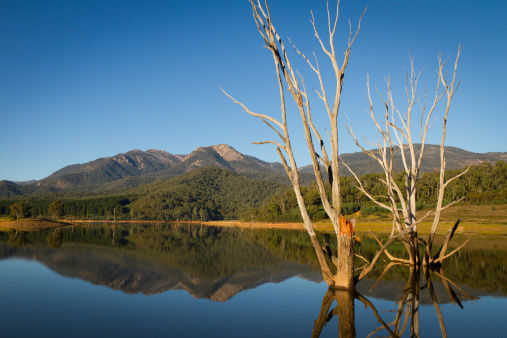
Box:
<box><xmin>0</xmin><ymin>223</ymin><xmax>505</xmax><ymax>337</ymax></box>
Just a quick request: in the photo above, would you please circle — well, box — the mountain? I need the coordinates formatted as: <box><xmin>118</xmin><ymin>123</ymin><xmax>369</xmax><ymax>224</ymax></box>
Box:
<box><xmin>12</xmin><ymin>180</ymin><xmax>37</xmax><ymax>186</ymax></box>
<box><xmin>176</xmin><ymin>144</ymin><xmax>283</xmax><ymax>173</ymax></box>
<box><xmin>0</xmin><ymin>243</ymin><xmax>320</xmax><ymax>301</ymax></box>
<box><xmin>1</xmin><ymin>144</ymin><xmax>505</xmax><ymax>198</ymax></box>
<box><xmin>0</xmin><ymin>181</ymin><xmax>25</xmax><ymax>198</ymax></box>
<box><xmin>301</xmin><ymin>144</ymin><xmax>507</xmax><ymax>176</ymax></box>
<box><xmin>36</xmin><ymin>149</ymin><xmax>181</xmax><ymax>191</ymax></box>
<box><xmin>0</xmin><ymin>144</ymin><xmax>285</xmax><ymax>198</ymax></box>
<box><xmin>0</xmin><ymin>224</ymin><xmax>323</xmax><ymax>301</ymax></box>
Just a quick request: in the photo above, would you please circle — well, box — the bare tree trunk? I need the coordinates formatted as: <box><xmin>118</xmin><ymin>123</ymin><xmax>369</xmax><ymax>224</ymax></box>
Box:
<box><xmin>336</xmin><ymin>290</ymin><xmax>356</xmax><ymax>338</ymax></box>
<box><xmin>409</xmin><ymin>266</ymin><xmax>420</xmax><ymax>338</ymax></box>
<box><xmin>425</xmin><ymin>267</ymin><xmax>448</xmax><ymax>338</ymax></box>
<box><xmin>334</xmin><ymin>217</ymin><xmax>355</xmax><ymax>289</ymax></box>
<box><xmin>223</xmin><ymin>0</ymin><xmax>367</xmax><ymax>290</ymax></box>
<box><xmin>409</xmin><ymin>234</ymin><xmax>419</xmax><ymax>266</ymax></box>
<box><xmin>312</xmin><ymin>290</ymin><xmax>335</xmax><ymax>338</ymax></box>
<box><xmin>312</xmin><ymin>289</ymin><xmax>356</xmax><ymax>338</ymax></box>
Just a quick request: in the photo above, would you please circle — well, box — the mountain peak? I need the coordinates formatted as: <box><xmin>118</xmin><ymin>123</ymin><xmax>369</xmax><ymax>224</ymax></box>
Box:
<box><xmin>146</xmin><ymin>149</ymin><xmax>169</xmax><ymax>155</ymax></box>
<box><xmin>2</xmin><ymin>144</ymin><xmax>502</xmax><ymax>199</ymax></box>
<box><xmin>210</xmin><ymin>144</ymin><xmax>244</xmax><ymax>162</ymax></box>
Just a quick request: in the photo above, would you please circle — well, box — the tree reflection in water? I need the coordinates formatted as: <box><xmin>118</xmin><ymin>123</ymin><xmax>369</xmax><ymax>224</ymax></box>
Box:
<box><xmin>0</xmin><ymin>223</ymin><xmax>497</xmax><ymax>337</ymax></box>
<box><xmin>312</xmin><ymin>265</ymin><xmax>477</xmax><ymax>338</ymax></box>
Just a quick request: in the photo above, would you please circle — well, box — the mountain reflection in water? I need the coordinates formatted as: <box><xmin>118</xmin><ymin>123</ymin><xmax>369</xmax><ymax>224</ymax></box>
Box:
<box><xmin>1</xmin><ymin>223</ymin><xmax>324</xmax><ymax>301</ymax></box>
<box><xmin>0</xmin><ymin>223</ymin><xmax>505</xmax><ymax>337</ymax></box>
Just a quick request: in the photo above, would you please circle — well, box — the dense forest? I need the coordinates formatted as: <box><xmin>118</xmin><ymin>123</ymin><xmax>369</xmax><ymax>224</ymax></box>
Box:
<box><xmin>0</xmin><ymin>167</ymin><xmax>285</xmax><ymax>221</ymax></box>
<box><xmin>128</xmin><ymin>167</ymin><xmax>286</xmax><ymax>220</ymax></box>
<box><xmin>242</xmin><ymin>161</ymin><xmax>507</xmax><ymax>222</ymax></box>
<box><xmin>0</xmin><ymin>161</ymin><xmax>505</xmax><ymax>222</ymax></box>
<box><xmin>0</xmin><ymin>196</ymin><xmax>132</xmax><ymax>220</ymax></box>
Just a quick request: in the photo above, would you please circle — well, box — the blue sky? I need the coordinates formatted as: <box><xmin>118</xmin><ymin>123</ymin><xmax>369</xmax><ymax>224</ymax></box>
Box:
<box><xmin>1</xmin><ymin>0</ymin><xmax>506</xmax><ymax>181</ymax></box>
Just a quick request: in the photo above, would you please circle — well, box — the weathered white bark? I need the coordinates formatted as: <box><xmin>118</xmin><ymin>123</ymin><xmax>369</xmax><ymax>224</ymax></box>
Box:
<box><xmin>223</xmin><ymin>0</ymin><xmax>367</xmax><ymax>289</ymax></box>
<box><xmin>345</xmin><ymin>48</ymin><xmax>469</xmax><ymax>266</ymax></box>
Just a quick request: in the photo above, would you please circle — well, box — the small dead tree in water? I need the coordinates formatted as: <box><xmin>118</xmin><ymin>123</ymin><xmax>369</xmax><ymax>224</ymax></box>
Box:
<box><xmin>365</xmin><ymin>265</ymin><xmax>477</xmax><ymax>338</ymax></box>
<box><xmin>345</xmin><ymin>48</ymin><xmax>470</xmax><ymax>266</ymax></box>
<box><xmin>222</xmin><ymin>0</ymin><xmax>391</xmax><ymax>289</ymax></box>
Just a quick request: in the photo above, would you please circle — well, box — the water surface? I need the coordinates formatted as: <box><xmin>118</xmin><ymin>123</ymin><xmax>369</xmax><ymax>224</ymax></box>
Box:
<box><xmin>0</xmin><ymin>223</ymin><xmax>505</xmax><ymax>337</ymax></box>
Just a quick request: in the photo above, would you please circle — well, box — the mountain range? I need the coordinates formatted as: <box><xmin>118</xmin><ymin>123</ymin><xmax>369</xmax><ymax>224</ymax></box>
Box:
<box><xmin>313</xmin><ymin>144</ymin><xmax>507</xmax><ymax>176</ymax></box>
<box><xmin>0</xmin><ymin>144</ymin><xmax>285</xmax><ymax>198</ymax></box>
<box><xmin>0</xmin><ymin>143</ymin><xmax>505</xmax><ymax>198</ymax></box>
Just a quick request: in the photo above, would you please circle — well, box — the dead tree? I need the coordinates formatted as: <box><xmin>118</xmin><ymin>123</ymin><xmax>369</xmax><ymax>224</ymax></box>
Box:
<box><xmin>312</xmin><ymin>288</ymin><xmax>356</xmax><ymax>338</ymax></box>
<box><xmin>345</xmin><ymin>48</ymin><xmax>471</xmax><ymax>266</ymax></box>
<box><xmin>222</xmin><ymin>0</ymin><xmax>386</xmax><ymax>289</ymax></box>
<box><xmin>312</xmin><ymin>288</ymin><xmax>399</xmax><ymax>337</ymax></box>
<box><xmin>367</xmin><ymin>265</ymin><xmax>476</xmax><ymax>338</ymax></box>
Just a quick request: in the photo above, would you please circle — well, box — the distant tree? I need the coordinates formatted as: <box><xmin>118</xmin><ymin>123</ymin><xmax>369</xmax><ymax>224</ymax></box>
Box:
<box><xmin>48</xmin><ymin>200</ymin><xmax>65</xmax><ymax>219</ymax></box>
<box><xmin>173</xmin><ymin>207</ymin><xmax>186</xmax><ymax>221</ymax></box>
<box><xmin>199</xmin><ymin>208</ymin><xmax>209</xmax><ymax>221</ymax></box>
<box><xmin>9</xmin><ymin>201</ymin><xmax>29</xmax><ymax>220</ymax></box>
<box><xmin>192</xmin><ymin>207</ymin><xmax>200</xmax><ymax>220</ymax></box>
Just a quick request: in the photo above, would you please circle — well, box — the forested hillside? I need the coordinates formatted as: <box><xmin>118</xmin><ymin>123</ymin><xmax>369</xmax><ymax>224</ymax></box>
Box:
<box><xmin>301</xmin><ymin>144</ymin><xmax>507</xmax><ymax>176</ymax></box>
<box><xmin>0</xmin><ymin>196</ymin><xmax>132</xmax><ymax>221</ymax></box>
<box><xmin>1</xmin><ymin>144</ymin><xmax>504</xmax><ymax>198</ymax></box>
<box><xmin>128</xmin><ymin>167</ymin><xmax>286</xmax><ymax>220</ymax></box>
<box><xmin>0</xmin><ymin>167</ymin><xmax>286</xmax><ymax>221</ymax></box>
<box><xmin>0</xmin><ymin>162</ymin><xmax>504</xmax><ymax>222</ymax></box>
<box><xmin>0</xmin><ymin>145</ymin><xmax>285</xmax><ymax>198</ymax></box>
<box><xmin>243</xmin><ymin>161</ymin><xmax>507</xmax><ymax>222</ymax></box>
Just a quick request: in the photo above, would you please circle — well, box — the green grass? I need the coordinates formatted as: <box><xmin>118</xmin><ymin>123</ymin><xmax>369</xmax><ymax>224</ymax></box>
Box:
<box><xmin>314</xmin><ymin>203</ymin><xmax>507</xmax><ymax>235</ymax></box>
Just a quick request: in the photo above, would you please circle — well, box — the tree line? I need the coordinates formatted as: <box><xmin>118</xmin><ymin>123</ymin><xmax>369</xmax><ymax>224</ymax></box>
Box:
<box><xmin>0</xmin><ymin>196</ymin><xmax>132</xmax><ymax>220</ymax></box>
<box><xmin>242</xmin><ymin>161</ymin><xmax>506</xmax><ymax>222</ymax></box>
<box><xmin>0</xmin><ymin>162</ymin><xmax>504</xmax><ymax>222</ymax></box>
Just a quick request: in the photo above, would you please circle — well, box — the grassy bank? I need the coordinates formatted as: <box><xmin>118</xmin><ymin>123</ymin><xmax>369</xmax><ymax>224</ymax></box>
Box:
<box><xmin>2</xmin><ymin>204</ymin><xmax>505</xmax><ymax>235</ymax></box>
<box><xmin>0</xmin><ymin>219</ymin><xmax>70</xmax><ymax>231</ymax></box>
<box><xmin>207</xmin><ymin>204</ymin><xmax>507</xmax><ymax>235</ymax></box>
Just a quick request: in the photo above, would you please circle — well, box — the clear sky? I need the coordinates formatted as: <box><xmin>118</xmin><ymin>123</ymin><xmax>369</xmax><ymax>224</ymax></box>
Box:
<box><xmin>1</xmin><ymin>0</ymin><xmax>506</xmax><ymax>181</ymax></box>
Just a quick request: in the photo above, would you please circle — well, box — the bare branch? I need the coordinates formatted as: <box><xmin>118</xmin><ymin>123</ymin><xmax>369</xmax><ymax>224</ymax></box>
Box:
<box><xmin>347</xmin><ymin>6</ymin><xmax>366</xmax><ymax>49</ymax></box>
<box><xmin>440</xmin><ymin>196</ymin><xmax>465</xmax><ymax>212</ymax></box>
<box><xmin>261</xmin><ymin>119</ymin><xmax>284</xmax><ymax>140</ymax></box>
<box><xmin>275</xmin><ymin>147</ymin><xmax>292</xmax><ymax>179</ymax></box>
<box><xmin>221</xmin><ymin>88</ymin><xmax>283</xmax><ymax>129</ymax></box>
<box><xmin>355</xmin><ymin>253</ymin><xmax>369</xmax><ymax>264</ymax></box>
<box><xmin>444</xmin><ymin>164</ymin><xmax>471</xmax><ymax>188</ymax></box>
<box><xmin>310</xmin><ymin>10</ymin><xmax>332</xmax><ymax>59</ymax></box>
<box><xmin>432</xmin><ymin>237</ymin><xmax>471</xmax><ymax>264</ymax></box>
<box><xmin>368</xmin><ymin>231</ymin><xmax>411</xmax><ymax>264</ymax></box>
<box><xmin>357</xmin><ymin>234</ymin><xmax>398</xmax><ymax>281</ymax></box>
<box><xmin>252</xmin><ymin>140</ymin><xmax>284</xmax><ymax>149</ymax></box>
<box><xmin>341</xmin><ymin>159</ymin><xmax>394</xmax><ymax>212</ymax></box>
<box><xmin>414</xmin><ymin>208</ymin><xmax>435</xmax><ymax>225</ymax></box>
<box><xmin>357</xmin><ymin>294</ymin><xmax>400</xmax><ymax>338</ymax></box>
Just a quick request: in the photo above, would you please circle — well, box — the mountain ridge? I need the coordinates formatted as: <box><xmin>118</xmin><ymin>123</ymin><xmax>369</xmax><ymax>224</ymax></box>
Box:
<box><xmin>301</xmin><ymin>144</ymin><xmax>507</xmax><ymax>176</ymax></box>
<box><xmin>1</xmin><ymin>144</ymin><xmax>505</xmax><ymax>198</ymax></box>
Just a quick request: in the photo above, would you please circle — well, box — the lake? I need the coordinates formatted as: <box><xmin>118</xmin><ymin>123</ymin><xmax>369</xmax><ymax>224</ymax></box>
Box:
<box><xmin>0</xmin><ymin>223</ymin><xmax>505</xmax><ymax>337</ymax></box>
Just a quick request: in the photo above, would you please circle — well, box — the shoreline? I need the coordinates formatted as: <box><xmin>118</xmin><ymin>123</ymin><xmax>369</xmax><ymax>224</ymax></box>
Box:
<box><xmin>0</xmin><ymin>219</ymin><xmax>71</xmax><ymax>231</ymax></box>
<box><xmin>65</xmin><ymin>218</ymin><xmax>507</xmax><ymax>235</ymax></box>
<box><xmin>1</xmin><ymin>214</ymin><xmax>506</xmax><ymax>235</ymax></box>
